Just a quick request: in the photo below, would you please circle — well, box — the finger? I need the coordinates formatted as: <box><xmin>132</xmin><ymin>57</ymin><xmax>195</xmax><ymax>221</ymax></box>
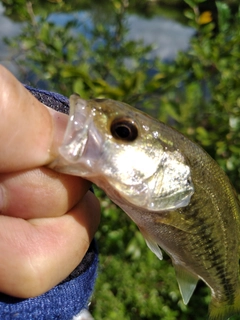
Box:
<box><xmin>0</xmin><ymin>167</ymin><xmax>92</xmax><ymax>219</ymax></box>
<box><xmin>0</xmin><ymin>191</ymin><xmax>100</xmax><ymax>298</ymax></box>
<box><xmin>0</xmin><ymin>65</ymin><xmax>67</xmax><ymax>172</ymax></box>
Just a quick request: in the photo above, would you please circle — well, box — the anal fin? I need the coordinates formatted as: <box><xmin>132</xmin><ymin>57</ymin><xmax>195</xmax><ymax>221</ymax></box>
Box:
<box><xmin>173</xmin><ymin>263</ymin><xmax>199</xmax><ymax>305</ymax></box>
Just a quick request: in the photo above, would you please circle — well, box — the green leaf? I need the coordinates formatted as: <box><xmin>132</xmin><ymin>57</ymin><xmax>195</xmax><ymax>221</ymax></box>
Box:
<box><xmin>184</xmin><ymin>0</ymin><xmax>197</xmax><ymax>9</ymax></box>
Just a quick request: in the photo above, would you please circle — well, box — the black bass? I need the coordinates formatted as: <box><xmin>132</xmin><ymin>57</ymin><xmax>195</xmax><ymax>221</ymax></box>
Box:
<box><xmin>50</xmin><ymin>94</ymin><xmax>240</xmax><ymax>320</ymax></box>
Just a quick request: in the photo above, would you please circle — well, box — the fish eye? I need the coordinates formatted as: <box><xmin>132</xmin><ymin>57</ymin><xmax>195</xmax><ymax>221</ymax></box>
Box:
<box><xmin>110</xmin><ymin>117</ymin><xmax>138</xmax><ymax>141</ymax></box>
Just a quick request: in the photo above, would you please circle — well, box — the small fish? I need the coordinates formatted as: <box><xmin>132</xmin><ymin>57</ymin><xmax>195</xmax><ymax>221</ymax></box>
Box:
<box><xmin>50</xmin><ymin>94</ymin><xmax>240</xmax><ymax>320</ymax></box>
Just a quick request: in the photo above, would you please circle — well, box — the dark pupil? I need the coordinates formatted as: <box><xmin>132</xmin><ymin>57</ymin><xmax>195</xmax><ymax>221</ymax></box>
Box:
<box><xmin>115</xmin><ymin>125</ymin><xmax>131</xmax><ymax>139</ymax></box>
<box><xmin>111</xmin><ymin>118</ymin><xmax>138</xmax><ymax>141</ymax></box>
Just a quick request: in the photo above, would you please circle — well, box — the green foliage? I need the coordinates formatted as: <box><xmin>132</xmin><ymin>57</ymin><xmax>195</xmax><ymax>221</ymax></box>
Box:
<box><xmin>5</xmin><ymin>0</ymin><xmax>153</xmax><ymax>101</ymax></box>
<box><xmin>3</xmin><ymin>0</ymin><xmax>240</xmax><ymax>318</ymax></box>
<box><xmin>151</xmin><ymin>0</ymin><xmax>240</xmax><ymax>193</ymax></box>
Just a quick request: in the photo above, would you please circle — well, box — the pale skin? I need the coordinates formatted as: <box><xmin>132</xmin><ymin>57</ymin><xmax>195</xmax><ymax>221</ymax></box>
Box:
<box><xmin>0</xmin><ymin>65</ymin><xmax>100</xmax><ymax>298</ymax></box>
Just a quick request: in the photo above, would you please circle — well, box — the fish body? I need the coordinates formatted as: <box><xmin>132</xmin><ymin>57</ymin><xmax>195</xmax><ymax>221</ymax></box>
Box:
<box><xmin>50</xmin><ymin>94</ymin><xmax>240</xmax><ymax>320</ymax></box>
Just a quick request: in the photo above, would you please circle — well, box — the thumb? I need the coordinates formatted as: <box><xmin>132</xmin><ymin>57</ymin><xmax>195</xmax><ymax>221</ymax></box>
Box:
<box><xmin>0</xmin><ymin>65</ymin><xmax>67</xmax><ymax>172</ymax></box>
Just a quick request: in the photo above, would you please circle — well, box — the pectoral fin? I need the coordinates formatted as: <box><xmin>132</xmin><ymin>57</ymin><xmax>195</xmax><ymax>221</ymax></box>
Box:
<box><xmin>139</xmin><ymin>227</ymin><xmax>163</xmax><ymax>260</ymax></box>
<box><xmin>173</xmin><ymin>263</ymin><xmax>199</xmax><ymax>305</ymax></box>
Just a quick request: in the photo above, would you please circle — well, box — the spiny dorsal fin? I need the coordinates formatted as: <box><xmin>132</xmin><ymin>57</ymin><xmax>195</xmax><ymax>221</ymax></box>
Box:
<box><xmin>173</xmin><ymin>263</ymin><xmax>199</xmax><ymax>304</ymax></box>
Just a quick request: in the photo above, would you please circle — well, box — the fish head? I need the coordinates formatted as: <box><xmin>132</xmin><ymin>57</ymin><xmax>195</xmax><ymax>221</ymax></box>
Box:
<box><xmin>52</xmin><ymin>94</ymin><xmax>194</xmax><ymax>211</ymax></box>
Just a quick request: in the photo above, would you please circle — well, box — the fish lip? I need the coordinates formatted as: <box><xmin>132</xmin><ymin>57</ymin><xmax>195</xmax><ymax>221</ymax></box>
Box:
<box><xmin>49</xmin><ymin>96</ymin><xmax>92</xmax><ymax>173</ymax></box>
<box><xmin>51</xmin><ymin>95</ymin><xmax>106</xmax><ymax>176</ymax></box>
<box><xmin>59</xmin><ymin>96</ymin><xmax>91</xmax><ymax>162</ymax></box>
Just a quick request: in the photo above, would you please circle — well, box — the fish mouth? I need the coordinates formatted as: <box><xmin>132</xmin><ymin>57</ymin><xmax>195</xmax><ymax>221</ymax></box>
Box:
<box><xmin>49</xmin><ymin>95</ymin><xmax>93</xmax><ymax>175</ymax></box>
<box><xmin>61</xmin><ymin>95</ymin><xmax>90</xmax><ymax>155</ymax></box>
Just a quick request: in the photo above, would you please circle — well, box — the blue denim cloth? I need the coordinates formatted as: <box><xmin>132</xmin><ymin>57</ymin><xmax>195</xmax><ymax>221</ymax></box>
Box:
<box><xmin>0</xmin><ymin>87</ymin><xmax>98</xmax><ymax>319</ymax></box>
<box><xmin>24</xmin><ymin>86</ymin><xmax>70</xmax><ymax>115</ymax></box>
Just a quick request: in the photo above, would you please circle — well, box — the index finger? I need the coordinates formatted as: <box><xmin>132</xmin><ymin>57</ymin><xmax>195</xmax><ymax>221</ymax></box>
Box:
<box><xmin>0</xmin><ymin>65</ymin><xmax>67</xmax><ymax>172</ymax></box>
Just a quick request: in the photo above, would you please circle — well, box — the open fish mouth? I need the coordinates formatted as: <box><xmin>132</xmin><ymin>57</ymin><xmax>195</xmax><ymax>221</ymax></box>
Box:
<box><xmin>61</xmin><ymin>95</ymin><xmax>90</xmax><ymax>160</ymax></box>
<box><xmin>49</xmin><ymin>95</ymin><xmax>92</xmax><ymax>175</ymax></box>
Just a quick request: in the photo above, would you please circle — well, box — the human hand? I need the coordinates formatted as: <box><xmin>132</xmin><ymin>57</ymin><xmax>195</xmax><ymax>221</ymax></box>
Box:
<box><xmin>0</xmin><ymin>65</ymin><xmax>100</xmax><ymax>298</ymax></box>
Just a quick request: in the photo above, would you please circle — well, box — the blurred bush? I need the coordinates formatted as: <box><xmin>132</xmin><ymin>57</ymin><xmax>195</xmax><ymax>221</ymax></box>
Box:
<box><xmin>3</xmin><ymin>0</ymin><xmax>240</xmax><ymax>318</ymax></box>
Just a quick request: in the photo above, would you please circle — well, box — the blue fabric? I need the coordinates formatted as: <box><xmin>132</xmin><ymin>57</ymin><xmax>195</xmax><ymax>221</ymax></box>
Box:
<box><xmin>0</xmin><ymin>87</ymin><xmax>98</xmax><ymax>319</ymax></box>
<box><xmin>24</xmin><ymin>86</ymin><xmax>70</xmax><ymax>115</ymax></box>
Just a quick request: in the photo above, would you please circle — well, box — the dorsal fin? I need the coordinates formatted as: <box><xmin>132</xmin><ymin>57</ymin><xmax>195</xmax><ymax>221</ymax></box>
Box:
<box><xmin>173</xmin><ymin>263</ymin><xmax>199</xmax><ymax>304</ymax></box>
